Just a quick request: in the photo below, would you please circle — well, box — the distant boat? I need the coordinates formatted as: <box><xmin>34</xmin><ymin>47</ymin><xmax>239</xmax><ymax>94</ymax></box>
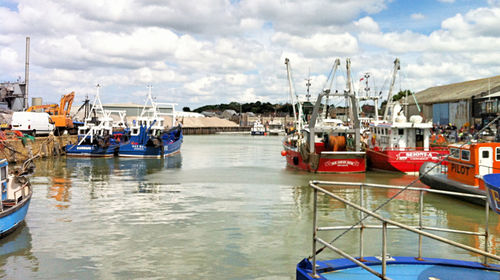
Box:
<box><xmin>66</xmin><ymin>85</ymin><xmax>123</xmax><ymax>157</ymax></box>
<box><xmin>0</xmin><ymin>159</ymin><xmax>32</xmax><ymax>237</ymax></box>
<box><xmin>118</xmin><ymin>86</ymin><xmax>183</xmax><ymax>157</ymax></box>
<box><xmin>250</xmin><ymin>120</ymin><xmax>266</xmax><ymax>135</ymax></box>
<box><xmin>267</xmin><ymin>120</ymin><xmax>285</xmax><ymax>136</ymax></box>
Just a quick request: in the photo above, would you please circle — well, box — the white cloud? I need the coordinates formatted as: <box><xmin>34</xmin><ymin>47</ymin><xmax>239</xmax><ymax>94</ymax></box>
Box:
<box><xmin>438</xmin><ymin>0</ymin><xmax>455</xmax><ymax>3</ymax></box>
<box><xmin>1</xmin><ymin>0</ymin><xmax>500</xmax><ymax>109</ymax></box>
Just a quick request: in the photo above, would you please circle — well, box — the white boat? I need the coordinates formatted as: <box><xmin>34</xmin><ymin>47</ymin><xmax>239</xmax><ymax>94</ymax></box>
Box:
<box><xmin>267</xmin><ymin>120</ymin><xmax>285</xmax><ymax>135</ymax></box>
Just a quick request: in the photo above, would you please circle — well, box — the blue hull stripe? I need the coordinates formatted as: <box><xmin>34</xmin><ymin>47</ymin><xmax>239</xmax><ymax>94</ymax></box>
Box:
<box><xmin>65</xmin><ymin>144</ymin><xmax>116</xmax><ymax>157</ymax></box>
<box><xmin>118</xmin><ymin>138</ymin><xmax>182</xmax><ymax>157</ymax></box>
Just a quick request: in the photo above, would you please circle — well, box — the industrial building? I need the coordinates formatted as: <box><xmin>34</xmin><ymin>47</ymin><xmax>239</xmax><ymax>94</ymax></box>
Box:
<box><xmin>408</xmin><ymin>75</ymin><xmax>500</xmax><ymax>129</ymax></box>
<box><xmin>0</xmin><ymin>82</ymin><xmax>27</xmax><ymax>111</ymax></box>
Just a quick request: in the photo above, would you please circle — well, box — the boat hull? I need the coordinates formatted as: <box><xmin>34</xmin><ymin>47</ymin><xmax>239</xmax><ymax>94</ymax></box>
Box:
<box><xmin>65</xmin><ymin>144</ymin><xmax>117</xmax><ymax>157</ymax></box>
<box><xmin>284</xmin><ymin>146</ymin><xmax>366</xmax><ymax>173</ymax></box>
<box><xmin>118</xmin><ymin>137</ymin><xmax>183</xmax><ymax>158</ymax></box>
<box><xmin>419</xmin><ymin>162</ymin><xmax>485</xmax><ymax>205</ymax></box>
<box><xmin>0</xmin><ymin>193</ymin><xmax>32</xmax><ymax>237</ymax></box>
<box><xmin>251</xmin><ymin>131</ymin><xmax>266</xmax><ymax>136</ymax></box>
<box><xmin>367</xmin><ymin>148</ymin><xmax>448</xmax><ymax>173</ymax></box>
<box><xmin>297</xmin><ymin>256</ymin><xmax>500</xmax><ymax>280</ymax></box>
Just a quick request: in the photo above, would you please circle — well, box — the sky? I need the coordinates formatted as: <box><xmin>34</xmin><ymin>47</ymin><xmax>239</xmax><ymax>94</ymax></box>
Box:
<box><xmin>1</xmin><ymin>0</ymin><xmax>500</xmax><ymax>110</ymax></box>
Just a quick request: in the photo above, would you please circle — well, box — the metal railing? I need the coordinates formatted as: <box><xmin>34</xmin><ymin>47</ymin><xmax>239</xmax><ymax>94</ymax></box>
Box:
<box><xmin>310</xmin><ymin>180</ymin><xmax>500</xmax><ymax>279</ymax></box>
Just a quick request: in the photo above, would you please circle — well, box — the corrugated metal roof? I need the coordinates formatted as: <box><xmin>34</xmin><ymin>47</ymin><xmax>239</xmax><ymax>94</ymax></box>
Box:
<box><xmin>410</xmin><ymin>75</ymin><xmax>500</xmax><ymax>104</ymax></box>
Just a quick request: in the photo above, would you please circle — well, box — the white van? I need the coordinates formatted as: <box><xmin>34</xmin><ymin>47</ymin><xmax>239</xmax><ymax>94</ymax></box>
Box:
<box><xmin>11</xmin><ymin>112</ymin><xmax>55</xmax><ymax>136</ymax></box>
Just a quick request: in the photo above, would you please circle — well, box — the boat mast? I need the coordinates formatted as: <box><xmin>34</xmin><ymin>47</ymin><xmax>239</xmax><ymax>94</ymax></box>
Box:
<box><xmin>322</xmin><ymin>58</ymin><xmax>340</xmax><ymax>120</ymax></box>
<box><xmin>284</xmin><ymin>58</ymin><xmax>304</xmax><ymax>130</ymax></box>
<box><xmin>383</xmin><ymin>58</ymin><xmax>400</xmax><ymax>121</ymax></box>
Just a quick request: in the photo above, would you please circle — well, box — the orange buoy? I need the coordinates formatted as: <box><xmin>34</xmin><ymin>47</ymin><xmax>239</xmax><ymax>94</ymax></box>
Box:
<box><xmin>281</xmin><ymin>150</ymin><xmax>287</xmax><ymax>156</ymax></box>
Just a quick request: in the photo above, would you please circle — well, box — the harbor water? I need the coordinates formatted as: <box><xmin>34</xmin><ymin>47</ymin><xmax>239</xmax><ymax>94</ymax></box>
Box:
<box><xmin>1</xmin><ymin>135</ymin><xmax>499</xmax><ymax>279</ymax></box>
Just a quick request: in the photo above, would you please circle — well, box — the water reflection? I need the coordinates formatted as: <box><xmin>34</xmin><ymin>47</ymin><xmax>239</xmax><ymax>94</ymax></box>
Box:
<box><xmin>48</xmin><ymin>177</ymin><xmax>72</xmax><ymax>209</ymax></box>
<box><xmin>0</xmin><ymin>225</ymin><xmax>38</xmax><ymax>278</ymax></box>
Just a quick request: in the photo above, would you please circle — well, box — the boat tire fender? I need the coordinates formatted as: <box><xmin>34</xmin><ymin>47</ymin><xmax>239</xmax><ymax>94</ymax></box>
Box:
<box><xmin>293</xmin><ymin>156</ymin><xmax>299</xmax><ymax>165</ymax></box>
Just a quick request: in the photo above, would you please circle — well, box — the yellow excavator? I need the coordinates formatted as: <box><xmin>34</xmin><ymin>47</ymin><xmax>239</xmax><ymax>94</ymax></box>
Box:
<box><xmin>27</xmin><ymin>92</ymin><xmax>75</xmax><ymax>135</ymax></box>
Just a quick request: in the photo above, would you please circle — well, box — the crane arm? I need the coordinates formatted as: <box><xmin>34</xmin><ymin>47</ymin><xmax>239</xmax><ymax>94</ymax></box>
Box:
<box><xmin>383</xmin><ymin>58</ymin><xmax>400</xmax><ymax>121</ymax></box>
<box><xmin>59</xmin><ymin>91</ymin><xmax>75</xmax><ymax>115</ymax></box>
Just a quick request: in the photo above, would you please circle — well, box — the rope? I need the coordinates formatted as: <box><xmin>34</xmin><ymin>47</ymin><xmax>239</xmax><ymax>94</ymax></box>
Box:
<box><xmin>309</xmin><ymin>114</ymin><xmax>500</xmax><ymax>259</ymax></box>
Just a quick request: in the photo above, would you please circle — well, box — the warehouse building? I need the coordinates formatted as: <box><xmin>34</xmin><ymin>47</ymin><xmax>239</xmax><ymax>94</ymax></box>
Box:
<box><xmin>408</xmin><ymin>75</ymin><xmax>500</xmax><ymax>129</ymax></box>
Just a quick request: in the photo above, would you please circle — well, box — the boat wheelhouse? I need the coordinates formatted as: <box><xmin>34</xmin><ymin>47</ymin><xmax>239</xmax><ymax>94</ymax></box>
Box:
<box><xmin>0</xmin><ymin>159</ymin><xmax>32</xmax><ymax>237</ymax></box>
<box><xmin>420</xmin><ymin>142</ymin><xmax>500</xmax><ymax>205</ymax></box>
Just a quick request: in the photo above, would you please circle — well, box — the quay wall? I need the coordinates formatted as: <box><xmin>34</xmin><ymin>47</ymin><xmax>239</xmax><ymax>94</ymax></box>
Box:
<box><xmin>1</xmin><ymin>135</ymin><xmax>77</xmax><ymax>163</ymax></box>
<box><xmin>183</xmin><ymin>126</ymin><xmax>250</xmax><ymax>135</ymax></box>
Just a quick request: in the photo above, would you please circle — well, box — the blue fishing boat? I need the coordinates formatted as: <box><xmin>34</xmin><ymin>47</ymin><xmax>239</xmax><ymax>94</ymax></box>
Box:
<box><xmin>66</xmin><ymin>85</ymin><xmax>123</xmax><ymax>157</ymax></box>
<box><xmin>483</xmin><ymin>173</ymin><xmax>500</xmax><ymax>215</ymax></box>
<box><xmin>118</xmin><ymin>86</ymin><xmax>182</xmax><ymax>158</ymax></box>
<box><xmin>0</xmin><ymin>159</ymin><xmax>32</xmax><ymax>237</ymax></box>
<box><xmin>297</xmin><ymin>181</ymin><xmax>500</xmax><ymax>280</ymax></box>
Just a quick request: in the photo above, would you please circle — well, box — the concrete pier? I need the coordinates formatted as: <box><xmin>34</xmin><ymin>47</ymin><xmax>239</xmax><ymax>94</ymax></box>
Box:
<box><xmin>1</xmin><ymin>135</ymin><xmax>77</xmax><ymax>163</ymax></box>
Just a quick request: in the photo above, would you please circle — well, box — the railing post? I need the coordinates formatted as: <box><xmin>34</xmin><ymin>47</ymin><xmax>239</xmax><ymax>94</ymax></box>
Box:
<box><xmin>382</xmin><ymin>221</ymin><xmax>387</xmax><ymax>278</ymax></box>
<box><xmin>312</xmin><ymin>188</ymin><xmax>319</xmax><ymax>278</ymax></box>
<box><xmin>418</xmin><ymin>190</ymin><xmax>424</xmax><ymax>260</ymax></box>
<box><xmin>484</xmin><ymin>199</ymin><xmax>490</xmax><ymax>265</ymax></box>
<box><xmin>359</xmin><ymin>184</ymin><xmax>365</xmax><ymax>261</ymax></box>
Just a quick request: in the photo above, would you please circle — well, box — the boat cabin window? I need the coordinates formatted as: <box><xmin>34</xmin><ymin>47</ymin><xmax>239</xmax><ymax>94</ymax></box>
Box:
<box><xmin>482</xmin><ymin>150</ymin><xmax>490</xmax><ymax>159</ymax></box>
<box><xmin>398</xmin><ymin>129</ymin><xmax>404</xmax><ymax>135</ymax></box>
<box><xmin>450</xmin><ymin>148</ymin><xmax>460</xmax><ymax>159</ymax></box>
<box><xmin>461</xmin><ymin>150</ymin><xmax>470</xmax><ymax>161</ymax></box>
<box><xmin>132</xmin><ymin>128</ymin><xmax>139</xmax><ymax>136</ymax></box>
<box><xmin>497</xmin><ymin>147</ymin><xmax>500</xmax><ymax>161</ymax></box>
<box><xmin>1</xmin><ymin>166</ymin><xmax>6</xmax><ymax>181</ymax></box>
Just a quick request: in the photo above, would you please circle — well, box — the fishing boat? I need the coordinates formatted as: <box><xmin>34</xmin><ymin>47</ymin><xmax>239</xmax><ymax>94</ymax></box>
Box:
<box><xmin>0</xmin><ymin>159</ymin><xmax>32</xmax><ymax>237</ymax></box>
<box><xmin>65</xmin><ymin>85</ymin><xmax>121</xmax><ymax>157</ymax></box>
<box><xmin>250</xmin><ymin>120</ymin><xmax>266</xmax><ymax>135</ymax></box>
<box><xmin>420</xmin><ymin>141</ymin><xmax>500</xmax><ymax>205</ymax></box>
<box><xmin>484</xmin><ymin>173</ymin><xmax>500</xmax><ymax>214</ymax></box>
<box><xmin>118</xmin><ymin>86</ymin><xmax>182</xmax><ymax>158</ymax></box>
<box><xmin>297</xmin><ymin>180</ymin><xmax>500</xmax><ymax>279</ymax></box>
<box><xmin>366</xmin><ymin>59</ymin><xmax>448</xmax><ymax>173</ymax></box>
<box><xmin>282</xmin><ymin>58</ymin><xmax>366</xmax><ymax>173</ymax></box>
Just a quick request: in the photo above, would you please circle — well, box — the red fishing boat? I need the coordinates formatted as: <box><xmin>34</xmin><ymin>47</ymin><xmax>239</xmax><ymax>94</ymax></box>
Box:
<box><xmin>365</xmin><ymin>58</ymin><xmax>448</xmax><ymax>173</ymax></box>
<box><xmin>366</xmin><ymin>111</ymin><xmax>448</xmax><ymax>173</ymax></box>
<box><xmin>282</xmin><ymin>58</ymin><xmax>366</xmax><ymax>173</ymax></box>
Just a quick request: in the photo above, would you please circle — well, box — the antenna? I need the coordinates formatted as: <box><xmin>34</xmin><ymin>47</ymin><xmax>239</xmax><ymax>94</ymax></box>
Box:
<box><xmin>305</xmin><ymin>69</ymin><xmax>311</xmax><ymax>102</ymax></box>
